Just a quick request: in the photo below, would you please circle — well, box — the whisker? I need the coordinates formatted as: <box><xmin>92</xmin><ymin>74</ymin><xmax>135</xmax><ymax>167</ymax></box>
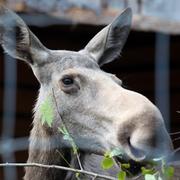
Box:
<box><xmin>170</xmin><ymin>131</ymin><xmax>180</xmax><ymax>136</ymax></box>
<box><xmin>172</xmin><ymin>147</ymin><xmax>180</xmax><ymax>155</ymax></box>
<box><xmin>172</xmin><ymin>137</ymin><xmax>180</xmax><ymax>142</ymax></box>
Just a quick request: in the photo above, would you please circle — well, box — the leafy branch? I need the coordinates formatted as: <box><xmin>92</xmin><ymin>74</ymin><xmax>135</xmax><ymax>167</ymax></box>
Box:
<box><xmin>51</xmin><ymin>88</ymin><xmax>83</xmax><ymax>171</ymax></box>
<box><xmin>39</xmin><ymin>89</ymin><xmax>84</xmax><ymax>178</ymax></box>
<box><xmin>101</xmin><ymin>150</ymin><xmax>175</xmax><ymax>180</ymax></box>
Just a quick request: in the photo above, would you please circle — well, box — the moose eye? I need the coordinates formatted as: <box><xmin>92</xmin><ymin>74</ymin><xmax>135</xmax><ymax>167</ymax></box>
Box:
<box><xmin>62</xmin><ymin>76</ymin><xmax>74</xmax><ymax>86</ymax></box>
<box><xmin>60</xmin><ymin>74</ymin><xmax>80</xmax><ymax>94</ymax></box>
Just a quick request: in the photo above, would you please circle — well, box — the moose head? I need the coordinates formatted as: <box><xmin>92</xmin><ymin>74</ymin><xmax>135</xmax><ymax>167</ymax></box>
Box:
<box><xmin>0</xmin><ymin>6</ymin><xmax>172</xmax><ymax>179</ymax></box>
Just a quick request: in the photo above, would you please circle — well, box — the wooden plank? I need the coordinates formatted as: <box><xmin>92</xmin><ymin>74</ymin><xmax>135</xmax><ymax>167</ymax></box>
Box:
<box><xmin>142</xmin><ymin>0</ymin><xmax>180</xmax><ymax>21</ymax></box>
<box><xmin>3</xmin><ymin>0</ymin><xmax>180</xmax><ymax>34</ymax></box>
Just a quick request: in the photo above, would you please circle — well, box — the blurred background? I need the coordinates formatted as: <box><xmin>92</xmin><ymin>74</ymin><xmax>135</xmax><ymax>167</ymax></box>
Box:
<box><xmin>0</xmin><ymin>0</ymin><xmax>179</xmax><ymax>179</ymax></box>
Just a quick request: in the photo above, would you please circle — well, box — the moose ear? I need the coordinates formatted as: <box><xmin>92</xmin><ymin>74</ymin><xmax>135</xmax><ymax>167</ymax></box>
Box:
<box><xmin>82</xmin><ymin>8</ymin><xmax>132</xmax><ymax>66</ymax></box>
<box><xmin>0</xmin><ymin>6</ymin><xmax>49</xmax><ymax>65</ymax></box>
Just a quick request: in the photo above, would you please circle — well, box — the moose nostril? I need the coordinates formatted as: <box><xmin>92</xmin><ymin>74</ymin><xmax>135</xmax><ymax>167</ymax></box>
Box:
<box><xmin>127</xmin><ymin>136</ymin><xmax>131</xmax><ymax>145</ymax></box>
<box><xmin>127</xmin><ymin>137</ymin><xmax>146</xmax><ymax>161</ymax></box>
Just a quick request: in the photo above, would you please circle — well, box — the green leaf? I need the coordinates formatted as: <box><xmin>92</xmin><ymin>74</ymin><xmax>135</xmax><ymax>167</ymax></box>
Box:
<box><xmin>164</xmin><ymin>166</ymin><xmax>174</xmax><ymax>179</ymax></box>
<box><xmin>59</xmin><ymin>126</ymin><xmax>69</xmax><ymax>135</ymax></box>
<box><xmin>121</xmin><ymin>163</ymin><xmax>130</xmax><ymax>169</ymax></box>
<box><xmin>40</xmin><ymin>96</ymin><xmax>54</xmax><ymax>127</ymax></box>
<box><xmin>101</xmin><ymin>156</ymin><xmax>114</xmax><ymax>170</ymax></box>
<box><xmin>104</xmin><ymin>151</ymin><xmax>110</xmax><ymax>158</ymax></box>
<box><xmin>144</xmin><ymin>174</ymin><xmax>156</xmax><ymax>180</ymax></box>
<box><xmin>58</xmin><ymin>126</ymin><xmax>78</xmax><ymax>155</ymax></box>
<box><xmin>117</xmin><ymin>171</ymin><xmax>126</xmax><ymax>180</ymax></box>
<box><xmin>109</xmin><ymin>147</ymin><xmax>123</xmax><ymax>157</ymax></box>
<box><xmin>71</xmin><ymin>140</ymin><xmax>78</xmax><ymax>154</ymax></box>
<box><xmin>63</xmin><ymin>134</ymin><xmax>70</xmax><ymax>141</ymax></box>
<box><xmin>75</xmin><ymin>172</ymin><xmax>80</xmax><ymax>180</ymax></box>
<box><xmin>141</xmin><ymin>167</ymin><xmax>155</xmax><ymax>175</ymax></box>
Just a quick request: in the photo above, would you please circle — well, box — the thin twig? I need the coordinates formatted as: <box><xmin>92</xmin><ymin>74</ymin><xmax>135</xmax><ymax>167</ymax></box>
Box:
<box><xmin>0</xmin><ymin>162</ymin><xmax>116</xmax><ymax>180</ymax></box>
<box><xmin>77</xmin><ymin>153</ymin><xmax>83</xmax><ymax>170</ymax></box>
<box><xmin>56</xmin><ymin>150</ymin><xmax>72</xmax><ymax>167</ymax></box>
<box><xmin>92</xmin><ymin>174</ymin><xmax>98</xmax><ymax>180</ymax></box>
<box><xmin>52</xmin><ymin>88</ymin><xmax>83</xmax><ymax>170</ymax></box>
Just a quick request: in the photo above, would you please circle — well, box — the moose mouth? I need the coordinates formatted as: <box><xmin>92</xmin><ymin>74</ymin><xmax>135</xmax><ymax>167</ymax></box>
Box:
<box><xmin>114</xmin><ymin>156</ymin><xmax>147</xmax><ymax>176</ymax></box>
<box><xmin>113</xmin><ymin>144</ymin><xmax>151</xmax><ymax>176</ymax></box>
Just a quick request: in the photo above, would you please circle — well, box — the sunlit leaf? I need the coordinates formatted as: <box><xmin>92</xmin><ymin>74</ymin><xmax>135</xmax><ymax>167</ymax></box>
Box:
<box><xmin>141</xmin><ymin>167</ymin><xmax>155</xmax><ymax>175</ymax></box>
<box><xmin>121</xmin><ymin>163</ymin><xmax>130</xmax><ymax>169</ymax></box>
<box><xmin>71</xmin><ymin>140</ymin><xmax>78</xmax><ymax>154</ymax></box>
<box><xmin>109</xmin><ymin>147</ymin><xmax>123</xmax><ymax>157</ymax></box>
<box><xmin>58</xmin><ymin>126</ymin><xmax>78</xmax><ymax>154</ymax></box>
<box><xmin>117</xmin><ymin>171</ymin><xmax>126</xmax><ymax>180</ymax></box>
<box><xmin>63</xmin><ymin>134</ymin><xmax>70</xmax><ymax>141</ymax></box>
<box><xmin>101</xmin><ymin>156</ymin><xmax>114</xmax><ymax>170</ymax></box>
<box><xmin>75</xmin><ymin>172</ymin><xmax>80</xmax><ymax>180</ymax></box>
<box><xmin>144</xmin><ymin>174</ymin><xmax>156</xmax><ymax>180</ymax></box>
<box><xmin>164</xmin><ymin>166</ymin><xmax>174</xmax><ymax>179</ymax></box>
<box><xmin>40</xmin><ymin>96</ymin><xmax>54</xmax><ymax>127</ymax></box>
<box><xmin>104</xmin><ymin>151</ymin><xmax>110</xmax><ymax>157</ymax></box>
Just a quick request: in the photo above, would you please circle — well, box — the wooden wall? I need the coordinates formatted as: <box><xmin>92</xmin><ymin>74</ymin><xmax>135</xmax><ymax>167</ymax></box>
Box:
<box><xmin>0</xmin><ymin>25</ymin><xmax>179</xmax><ymax>179</ymax></box>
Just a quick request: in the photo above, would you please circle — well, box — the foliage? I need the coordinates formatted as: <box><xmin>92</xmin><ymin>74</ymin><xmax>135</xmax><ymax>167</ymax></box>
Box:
<box><xmin>100</xmin><ymin>149</ymin><xmax>175</xmax><ymax>180</ymax></box>
<box><xmin>163</xmin><ymin>166</ymin><xmax>174</xmax><ymax>179</ymax></box>
<box><xmin>58</xmin><ymin>125</ymin><xmax>78</xmax><ymax>155</ymax></box>
<box><xmin>39</xmin><ymin>93</ymin><xmax>78</xmax><ymax>155</ymax></box>
<box><xmin>101</xmin><ymin>155</ymin><xmax>114</xmax><ymax>170</ymax></box>
<box><xmin>117</xmin><ymin>171</ymin><xmax>126</xmax><ymax>180</ymax></box>
<box><xmin>40</xmin><ymin>96</ymin><xmax>54</xmax><ymax>127</ymax></box>
<box><xmin>161</xmin><ymin>159</ymin><xmax>174</xmax><ymax>180</ymax></box>
<box><xmin>144</xmin><ymin>174</ymin><xmax>156</xmax><ymax>180</ymax></box>
<box><xmin>101</xmin><ymin>148</ymin><xmax>123</xmax><ymax>170</ymax></box>
<box><xmin>101</xmin><ymin>148</ymin><xmax>128</xmax><ymax>180</ymax></box>
<box><xmin>109</xmin><ymin>147</ymin><xmax>124</xmax><ymax>157</ymax></box>
<box><xmin>141</xmin><ymin>167</ymin><xmax>156</xmax><ymax>175</ymax></box>
<box><xmin>140</xmin><ymin>159</ymin><xmax>174</xmax><ymax>180</ymax></box>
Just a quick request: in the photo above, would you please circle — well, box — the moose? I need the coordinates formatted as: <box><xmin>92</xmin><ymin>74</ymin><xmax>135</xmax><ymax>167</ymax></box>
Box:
<box><xmin>0</xmin><ymin>6</ymin><xmax>173</xmax><ymax>180</ymax></box>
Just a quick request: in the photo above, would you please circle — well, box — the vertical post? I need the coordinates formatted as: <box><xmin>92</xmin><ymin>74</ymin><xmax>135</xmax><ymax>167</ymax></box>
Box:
<box><xmin>2</xmin><ymin>27</ymin><xmax>17</xmax><ymax>180</ymax></box>
<box><xmin>155</xmin><ymin>33</ymin><xmax>170</xmax><ymax>130</ymax></box>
